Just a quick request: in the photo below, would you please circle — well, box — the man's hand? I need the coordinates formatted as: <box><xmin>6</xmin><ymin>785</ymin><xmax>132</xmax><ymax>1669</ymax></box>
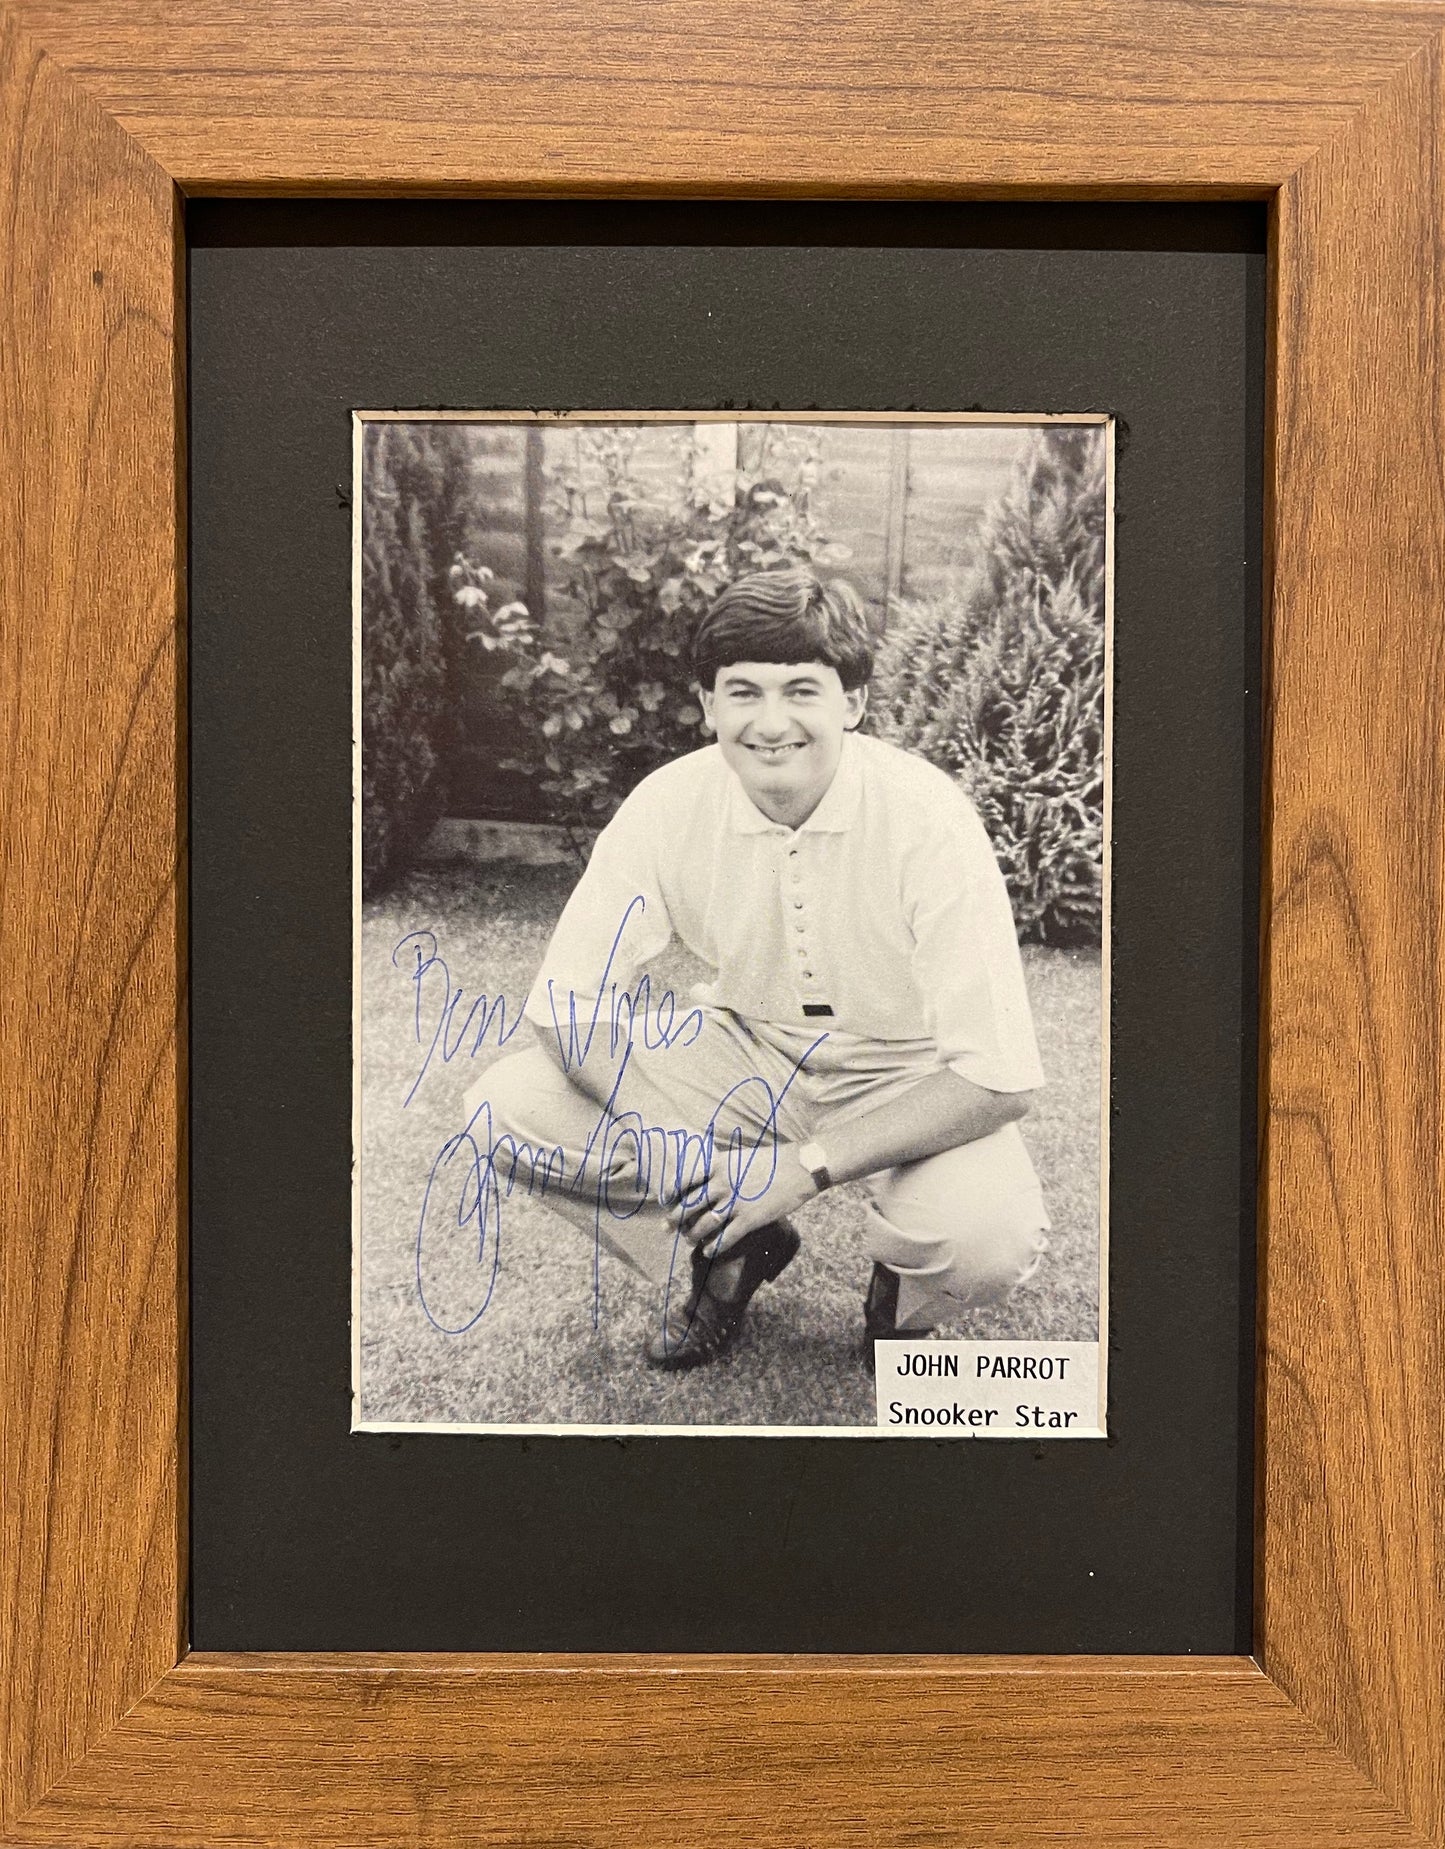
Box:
<box><xmin>671</xmin><ymin>1146</ymin><xmax>819</xmax><ymax>1256</ymax></box>
<box><xmin>671</xmin><ymin>1070</ymin><xmax>1033</xmax><ymax>1257</ymax></box>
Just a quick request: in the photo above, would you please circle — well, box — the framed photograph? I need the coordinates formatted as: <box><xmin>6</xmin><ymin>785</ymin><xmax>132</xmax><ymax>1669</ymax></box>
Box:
<box><xmin>354</xmin><ymin>410</ymin><xmax>1111</xmax><ymax>1439</ymax></box>
<box><xmin>4</xmin><ymin>4</ymin><xmax>1443</xmax><ymax>1846</ymax></box>
<box><xmin>186</xmin><ymin>207</ymin><xmax>1252</xmax><ymax>1659</ymax></box>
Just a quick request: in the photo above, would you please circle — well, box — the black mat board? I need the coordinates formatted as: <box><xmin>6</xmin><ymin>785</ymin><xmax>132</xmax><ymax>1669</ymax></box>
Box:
<box><xmin>189</xmin><ymin>200</ymin><xmax>1263</xmax><ymax>1654</ymax></box>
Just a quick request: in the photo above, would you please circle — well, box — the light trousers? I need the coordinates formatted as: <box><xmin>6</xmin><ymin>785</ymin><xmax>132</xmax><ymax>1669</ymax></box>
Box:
<box><xmin>467</xmin><ymin>1008</ymin><xmax>1049</xmax><ymax>1331</ymax></box>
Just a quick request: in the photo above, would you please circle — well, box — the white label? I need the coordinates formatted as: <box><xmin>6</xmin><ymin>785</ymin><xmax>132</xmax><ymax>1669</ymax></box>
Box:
<box><xmin>874</xmin><ymin>1340</ymin><xmax>1104</xmax><ymax>1438</ymax></box>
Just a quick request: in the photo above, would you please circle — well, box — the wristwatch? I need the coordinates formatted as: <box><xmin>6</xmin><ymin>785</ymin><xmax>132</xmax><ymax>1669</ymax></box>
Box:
<box><xmin>796</xmin><ymin>1140</ymin><xmax>833</xmax><ymax>1194</ymax></box>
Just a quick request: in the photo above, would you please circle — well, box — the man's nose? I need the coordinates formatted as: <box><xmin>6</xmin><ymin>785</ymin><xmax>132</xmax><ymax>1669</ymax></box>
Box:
<box><xmin>752</xmin><ymin>693</ymin><xmax>792</xmax><ymax>738</ymax></box>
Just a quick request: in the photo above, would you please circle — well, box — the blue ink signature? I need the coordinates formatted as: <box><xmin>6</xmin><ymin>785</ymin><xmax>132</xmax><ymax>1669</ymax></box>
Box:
<box><xmin>413</xmin><ymin>1030</ymin><xmax>827</xmax><ymax>1336</ymax></box>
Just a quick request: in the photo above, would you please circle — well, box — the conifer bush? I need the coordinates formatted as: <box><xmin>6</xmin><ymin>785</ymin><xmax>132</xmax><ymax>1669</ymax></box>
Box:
<box><xmin>872</xmin><ymin>427</ymin><xmax>1107</xmax><ymax>945</ymax></box>
<box><xmin>360</xmin><ymin>425</ymin><xmax>451</xmax><ymax>896</ymax></box>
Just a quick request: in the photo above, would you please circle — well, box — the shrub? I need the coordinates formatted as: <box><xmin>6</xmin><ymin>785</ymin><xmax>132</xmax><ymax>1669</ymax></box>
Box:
<box><xmin>475</xmin><ymin>424</ymin><xmax>851</xmax><ymax>829</ymax></box>
<box><xmin>360</xmin><ymin>425</ymin><xmax>451</xmax><ymax>896</ymax></box>
<box><xmin>872</xmin><ymin>427</ymin><xmax>1107</xmax><ymax>945</ymax></box>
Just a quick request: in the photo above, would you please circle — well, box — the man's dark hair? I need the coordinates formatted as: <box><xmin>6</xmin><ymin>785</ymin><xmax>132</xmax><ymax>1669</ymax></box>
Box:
<box><xmin>691</xmin><ymin>567</ymin><xmax>876</xmax><ymax>692</ymax></box>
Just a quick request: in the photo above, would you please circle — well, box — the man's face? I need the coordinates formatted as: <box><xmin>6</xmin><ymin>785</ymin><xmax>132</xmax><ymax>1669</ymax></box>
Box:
<box><xmin>700</xmin><ymin>660</ymin><xmax>867</xmax><ymax>824</ymax></box>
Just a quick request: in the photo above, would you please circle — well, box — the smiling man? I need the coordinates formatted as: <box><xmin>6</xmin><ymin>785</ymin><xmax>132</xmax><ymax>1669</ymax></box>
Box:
<box><xmin>475</xmin><ymin>567</ymin><xmax>1050</xmax><ymax>1376</ymax></box>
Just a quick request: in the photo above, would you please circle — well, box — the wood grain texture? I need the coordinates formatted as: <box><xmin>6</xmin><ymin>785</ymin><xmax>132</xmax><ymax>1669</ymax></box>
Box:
<box><xmin>0</xmin><ymin>14</ymin><xmax>183</xmax><ymax>1834</ymax></box>
<box><xmin>4</xmin><ymin>0</ymin><xmax>1444</xmax><ymax>194</ymax></box>
<box><xmin>1263</xmin><ymin>34</ymin><xmax>1445</xmax><ymax>1838</ymax></box>
<box><xmin>13</xmin><ymin>1657</ymin><xmax>1437</xmax><ymax>1847</ymax></box>
<box><xmin>1</xmin><ymin>1</ymin><xmax>1444</xmax><ymax>1844</ymax></box>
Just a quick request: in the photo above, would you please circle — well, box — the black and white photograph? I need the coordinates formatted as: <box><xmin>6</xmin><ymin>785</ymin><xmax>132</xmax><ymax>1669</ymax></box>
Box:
<box><xmin>353</xmin><ymin>412</ymin><xmax>1111</xmax><ymax>1434</ymax></box>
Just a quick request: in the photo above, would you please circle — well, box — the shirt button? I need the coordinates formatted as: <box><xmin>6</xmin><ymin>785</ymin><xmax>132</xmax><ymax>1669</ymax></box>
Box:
<box><xmin>802</xmin><ymin>970</ymin><xmax>813</xmax><ymax>980</ymax></box>
<box><xmin>793</xmin><ymin>921</ymin><xmax>805</xmax><ymax>933</ymax></box>
<box><xmin>792</xmin><ymin>899</ymin><xmax>804</xmax><ymax>909</ymax></box>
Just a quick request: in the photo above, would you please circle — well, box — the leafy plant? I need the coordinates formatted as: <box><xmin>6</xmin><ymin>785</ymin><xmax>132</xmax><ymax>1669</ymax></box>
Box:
<box><xmin>470</xmin><ymin>424</ymin><xmax>848</xmax><ymax>828</ymax></box>
<box><xmin>872</xmin><ymin>427</ymin><xmax>1107</xmax><ymax>945</ymax></box>
<box><xmin>449</xmin><ymin>553</ymin><xmax>533</xmax><ymax>653</ymax></box>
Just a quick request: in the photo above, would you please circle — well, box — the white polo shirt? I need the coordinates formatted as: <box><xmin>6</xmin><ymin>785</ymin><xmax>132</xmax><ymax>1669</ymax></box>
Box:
<box><xmin>524</xmin><ymin>732</ymin><xmax>1045</xmax><ymax>1094</ymax></box>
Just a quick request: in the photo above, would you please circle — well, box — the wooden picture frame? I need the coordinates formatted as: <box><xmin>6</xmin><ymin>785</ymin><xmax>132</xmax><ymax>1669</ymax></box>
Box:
<box><xmin>2</xmin><ymin>3</ymin><xmax>1442</xmax><ymax>1841</ymax></box>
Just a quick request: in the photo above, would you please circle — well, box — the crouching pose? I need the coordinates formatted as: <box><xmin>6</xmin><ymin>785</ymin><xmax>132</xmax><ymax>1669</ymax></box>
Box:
<box><xmin>469</xmin><ymin>568</ymin><xmax>1049</xmax><ymax>1370</ymax></box>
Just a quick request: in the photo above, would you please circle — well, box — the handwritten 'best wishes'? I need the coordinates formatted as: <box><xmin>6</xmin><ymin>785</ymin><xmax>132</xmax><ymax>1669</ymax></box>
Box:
<box><xmin>388</xmin><ymin>898</ymin><xmax>824</xmax><ymax>1334</ymax></box>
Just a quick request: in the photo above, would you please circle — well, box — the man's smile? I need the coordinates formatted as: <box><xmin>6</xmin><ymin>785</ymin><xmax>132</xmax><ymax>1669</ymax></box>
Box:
<box><xmin>744</xmin><ymin>741</ymin><xmax>807</xmax><ymax>760</ymax></box>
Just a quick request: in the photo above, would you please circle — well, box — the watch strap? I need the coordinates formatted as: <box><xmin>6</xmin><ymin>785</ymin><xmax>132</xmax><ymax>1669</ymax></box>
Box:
<box><xmin>797</xmin><ymin>1140</ymin><xmax>833</xmax><ymax>1193</ymax></box>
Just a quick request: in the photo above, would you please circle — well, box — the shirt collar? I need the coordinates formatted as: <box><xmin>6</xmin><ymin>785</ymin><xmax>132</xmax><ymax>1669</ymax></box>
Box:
<box><xmin>724</xmin><ymin>732</ymin><xmax>864</xmax><ymax>835</ymax></box>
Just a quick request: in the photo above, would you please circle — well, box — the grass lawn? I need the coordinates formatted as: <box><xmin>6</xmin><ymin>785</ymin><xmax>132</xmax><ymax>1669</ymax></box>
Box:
<box><xmin>358</xmin><ymin>859</ymin><xmax>1102</xmax><ymax>1429</ymax></box>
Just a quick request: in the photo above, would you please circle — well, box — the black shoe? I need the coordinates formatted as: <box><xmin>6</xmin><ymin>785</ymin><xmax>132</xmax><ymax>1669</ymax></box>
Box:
<box><xmin>645</xmin><ymin>1219</ymin><xmax>801</xmax><ymax>1371</ymax></box>
<box><xmin>863</xmin><ymin>1261</ymin><xmax>935</xmax><ymax>1375</ymax></box>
